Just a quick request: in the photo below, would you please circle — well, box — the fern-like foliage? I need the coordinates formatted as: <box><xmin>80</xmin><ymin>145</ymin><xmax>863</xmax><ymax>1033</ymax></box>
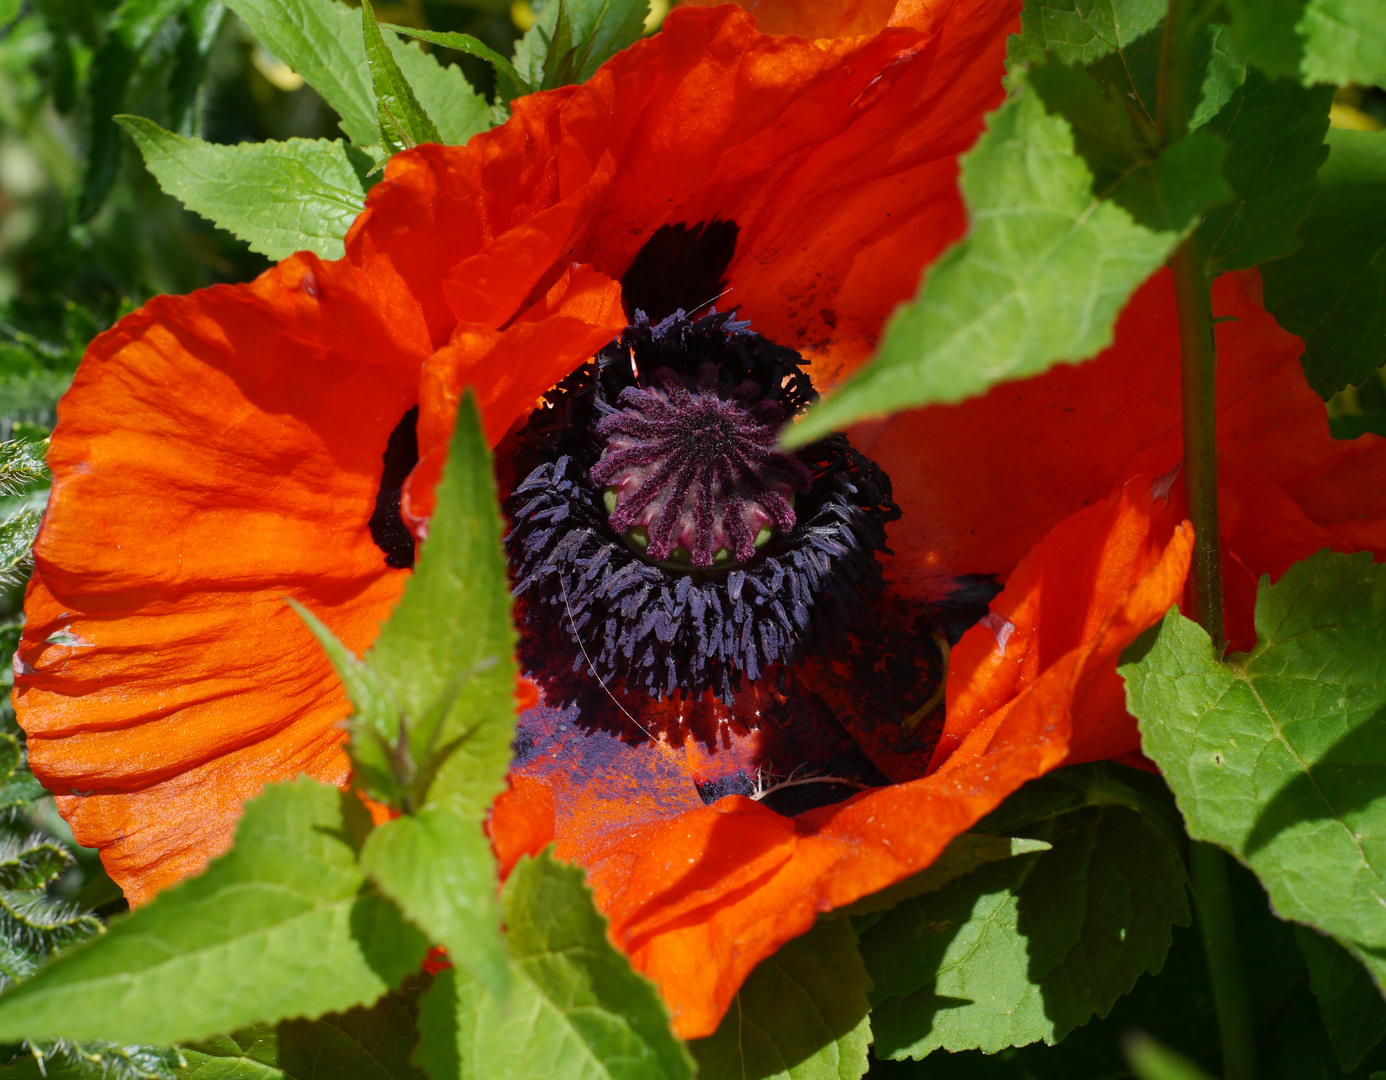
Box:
<box><xmin>0</xmin><ymin>441</ymin><xmax>48</xmax><ymax>500</ymax></box>
<box><xmin>18</xmin><ymin>1038</ymin><xmax>185</xmax><ymax>1080</ymax></box>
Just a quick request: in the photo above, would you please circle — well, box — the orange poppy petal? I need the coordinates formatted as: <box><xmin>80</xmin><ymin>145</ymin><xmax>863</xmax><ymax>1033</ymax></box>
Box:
<box><xmin>496</xmin><ymin>491</ymin><xmax>1191</xmax><ymax>1036</ymax></box>
<box><xmin>856</xmin><ymin>270</ymin><xmax>1386</xmax><ymax>620</ymax></box>
<box><xmin>935</xmin><ymin>475</ymin><xmax>1193</xmax><ymax>771</ymax></box>
<box><xmin>349</xmin><ymin>1</ymin><xmax>1014</xmax><ymax>430</ymax></box>
<box><xmin>15</xmin><ymin>254</ymin><xmax>431</xmax><ymax>900</ymax></box>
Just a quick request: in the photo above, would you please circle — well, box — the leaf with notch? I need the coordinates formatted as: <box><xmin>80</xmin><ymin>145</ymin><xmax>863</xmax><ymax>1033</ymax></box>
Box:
<box><xmin>118</xmin><ymin>118</ymin><xmax>376</xmax><ymax>260</ymax></box>
<box><xmin>513</xmin><ymin>0</ymin><xmax>649</xmax><ymax>91</ymax></box>
<box><xmin>360</xmin><ymin>0</ymin><xmax>439</xmax><ymax>157</ymax></box>
<box><xmin>1200</xmin><ymin>70</ymin><xmax>1333</xmax><ymax>274</ymax></box>
<box><xmin>787</xmin><ymin>80</ymin><xmax>1186</xmax><ymax>444</ymax></box>
<box><xmin>1122</xmin><ymin>551</ymin><xmax>1386</xmax><ymax>1006</ymax></box>
<box><xmin>364</xmin><ymin>392</ymin><xmax>517</xmax><ymax>821</ymax></box>
<box><xmin>1295</xmin><ymin>925</ymin><xmax>1386</xmax><ymax>1073</ymax></box>
<box><xmin>1262</xmin><ymin>127</ymin><xmax>1386</xmax><ymax>399</ymax></box>
<box><xmin>864</xmin><ymin>797</ymin><xmax>1189</xmax><ymax>1060</ymax></box>
<box><xmin>415</xmin><ymin>849</ymin><xmax>694</xmax><ymax>1080</ymax></box>
<box><xmin>689</xmin><ymin>917</ymin><xmax>871</xmax><ymax>1080</ymax></box>
<box><xmin>0</xmin><ymin>778</ymin><xmax>428</xmax><ymax>1044</ymax></box>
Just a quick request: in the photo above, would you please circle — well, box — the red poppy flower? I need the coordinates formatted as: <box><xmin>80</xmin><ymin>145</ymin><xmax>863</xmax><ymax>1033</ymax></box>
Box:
<box><xmin>14</xmin><ymin>0</ymin><xmax>1386</xmax><ymax>1043</ymax></box>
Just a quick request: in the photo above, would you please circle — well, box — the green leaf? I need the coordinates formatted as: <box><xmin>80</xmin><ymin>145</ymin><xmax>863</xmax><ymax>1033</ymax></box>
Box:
<box><xmin>0</xmin><ymin>778</ymin><xmax>428</xmax><ymax>1044</ymax></box>
<box><xmin>786</xmin><ymin>81</ymin><xmax>1186</xmax><ymax>445</ymax></box>
<box><xmin>226</xmin><ymin>0</ymin><xmax>485</xmax><ymax>148</ymax></box>
<box><xmin>1124</xmin><ymin>1033</ymin><xmax>1217</xmax><ymax>1080</ymax></box>
<box><xmin>513</xmin><ymin>0</ymin><xmax>649</xmax><ymax>91</ymax></box>
<box><xmin>360</xmin><ymin>0</ymin><xmax>439</xmax><ymax>157</ymax></box>
<box><xmin>77</xmin><ymin>0</ymin><xmax>190</xmax><ymax>220</ymax></box>
<box><xmin>1008</xmin><ymin>0</ymin><xmax>1243</xmax><ymax>134</ymax></box>
<box><xmin>688</xmin><ymin>917</ymin><xmax>871</xmax><ymax>1080</ymax></box>
<box><xmin>841</xmin><ymin>833</ymin><xmax>1052</xmax><ymax>928</ymax></box>
<box><xmin>1026</xmin><ymin>58</ymin><xmax>1231</xmax><ymax>232</ymax></box>
<box><xmin>864</xmin><ymin>797</ymin><xmax>1189</xmax><ymax>1060</ymax></box>
<box><xmin>416</xmin><ymin>850</ymin><xmax>694</xmax><ymax>1080</ymax></box>
<box><xmin>1200</xmin><ymin>71</ymin><xmax>1334</xmax><ymax>274</ymax></box>
<box><xmin>0</xmin><ymin>835</ymin><xmax>73</xmax><ymax>891</ymax></box>
<box><xmin>0</xmin><ymin>890</ymin><xmax>103</xmax><ymax>987</ymax></box>
<box><xmin>359</xmin><ymin>808</ymin><xmax>507</xmax><ymax>999</ymax></box>
<box><xmin>1122</xmin><ymin>550</ymin><xmax>1386</xmax><ymax>1004</ymax></box>
<box><xmin>0</xmin><ymin>733</ymin><xmax>18</xmax><ymax>787</ymax></box>
<box><xmin>1226</xmin><ymin>0</ymin><xmax>1386</xmax><ymax>86</ymax></box>
<box><xmin>0</xmin><ymin>507</ymin><xmax>41</xmax><ymax>583</ymax></box>
<box><xmin>1261</xmin><ymin>127</ymin><xmax>1386</xmax><ymax>398</ymax></box>
<box><xmin>225</xmin><ymin>0</ymin><xmax>379</xmax><ymax>145</ymax></box>
<box><xmin>117</xmin><ymin>118</ymin><xmax>374</xmax><ymax>260</ymax></box>
<box><xmin>180</xmin><ymin>984</ymin><xmax>428</xmax><ymax>1079</ymax></box>
<box><xmin>167</xmin><ymin>0</ymin><xmax>228</xmax><ymax>137</ymax></box>
<box><xmin>383</xmin><ymin>25</ymin><xmax>531</xmax><ymax>106</ymax></box>
<box><xmin>386</xmin><ymin>36</ymin><xmax>489</xmax><ymax>149</ymax></box>
<box><xmin>365</xmin><ymin>392</ymin><xmax>518</xmax><ymax>821</ymax></box>
<box><xmin>285</xmin><ymin>601</ymin><xmax>403</xmax><ymax>807</ymax></box>
<box><xmin>0</xmin><ymin>1040</ymin><xmax>185</xmax><ymax>1080</ymax></box>
<box><xmin>0</xmin><ymin>438</ymin><xmax>49</xmax><ymax>496</ymax></box>
<box><xmin>1295</xmin><ymin>926</ymin><xmax>1386</xmax><ymax>1072</ymax></box>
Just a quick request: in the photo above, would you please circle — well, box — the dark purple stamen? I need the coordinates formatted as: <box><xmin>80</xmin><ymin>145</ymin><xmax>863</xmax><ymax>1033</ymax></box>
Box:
<box><xmin>590</xmin><ymin>363</ymin><xmax>811</xmax><ymax>568</ymax></box>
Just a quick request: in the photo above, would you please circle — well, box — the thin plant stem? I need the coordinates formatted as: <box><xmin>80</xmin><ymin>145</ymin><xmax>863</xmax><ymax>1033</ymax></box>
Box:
<box><xmin>1190</xmin><ymin>841</ymin><xmax>1257</xmax><ymax>1080</ymax></box>
<box><xmin>1156</xmin><ymin>1</ymin><xmax>1250</xmax><ymax>1078</ymax></box>
<box><xmin>1170</xmin><ymin>236</ymin><xmax>1225</xmax><ymax>649</ymax></box>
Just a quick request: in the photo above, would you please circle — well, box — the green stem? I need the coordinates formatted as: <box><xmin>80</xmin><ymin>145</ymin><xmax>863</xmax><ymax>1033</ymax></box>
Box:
<box><xmin>1156</xmin><ymin>2</ymin><xmax>1248</xmax><ymax>1076</ymax></box>
<box><xmin>1190</xmin><ymin>842</ymin><xmax>1257</xmax><ymax>1080</ymax></box>
<box><xmin>1170</xmin><ymin>236</ymin><xmax>1225</xmax><ymax>651</ymax></box>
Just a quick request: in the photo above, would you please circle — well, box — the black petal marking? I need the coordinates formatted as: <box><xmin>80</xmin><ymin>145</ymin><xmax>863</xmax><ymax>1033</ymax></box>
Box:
<box><xmin>369</xmin><ymin>406</ymin><xmax>419</xmax><ymax>569</ymax></box>
<box><xmin>621</xmin><ymin>221</ymin><xmax>739</xmax><ymax>323</ymax></box>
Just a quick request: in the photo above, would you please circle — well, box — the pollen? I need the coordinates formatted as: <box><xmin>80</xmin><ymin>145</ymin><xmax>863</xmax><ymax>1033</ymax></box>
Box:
<box><xmin>590</xmin><ymin>363</ymin><xmax>811</xmax><ymax>569</ymax></box>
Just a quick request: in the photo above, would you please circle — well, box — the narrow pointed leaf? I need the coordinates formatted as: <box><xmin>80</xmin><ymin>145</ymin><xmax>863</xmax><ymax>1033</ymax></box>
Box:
<box><xmin>361</xmin><ymin>0</ymin><xmax>439</xmax><ymax>156</ymax></box>
<box><xmin>226</xmin><ymin>0</ymin><xmax>483</xmax><ymax>148</ymax></box>
<box><xmin>513</xmin><ymin>0</ymin><xmax>649</xmax><ymax>91</ymax></box>
<box><xmin>0</xmin><ymin>779</ymin><xmax>428</xmax><ymax>1044</ymax></box>
<box><xmin>366</xmin><ymin>393</ymin><xmax>518</xmax><ymax>820</ymax></box>
<box><xmin>383</xmin><ymin>24</ymin><xmax>531</xmax><ymax>105</ymax></box>
<box><xmin>286</xmin><ymin>599</ymin><xmax>401</xmax><ymax>805</ymax></box>
<box><xmin>0</xmin><ymin>838</ymin><xmax>72</xmax><ymax>891</ymax></box>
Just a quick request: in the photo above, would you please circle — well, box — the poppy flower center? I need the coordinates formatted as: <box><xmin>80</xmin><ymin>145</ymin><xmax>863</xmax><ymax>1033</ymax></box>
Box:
<box><xmin>505</xmin><ymin>306</ymin><xmax>902</xmax><ymax>715</ymax></box>
<box><xmin>592</xmin><ymin>363</ymin><xmax>811</xmax><ymax>569</ymax></box>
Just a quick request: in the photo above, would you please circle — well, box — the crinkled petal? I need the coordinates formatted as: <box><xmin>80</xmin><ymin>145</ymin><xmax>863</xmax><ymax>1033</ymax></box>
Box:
<box><xmin>492</xmin><ymin>491</ymin><xmax>1189</xmax><ymax>1035</ymax></box>
<box><xmin>15</xmin><ymin>254</ymin><xmax>432</xmax><ymax>901</ymax></box>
